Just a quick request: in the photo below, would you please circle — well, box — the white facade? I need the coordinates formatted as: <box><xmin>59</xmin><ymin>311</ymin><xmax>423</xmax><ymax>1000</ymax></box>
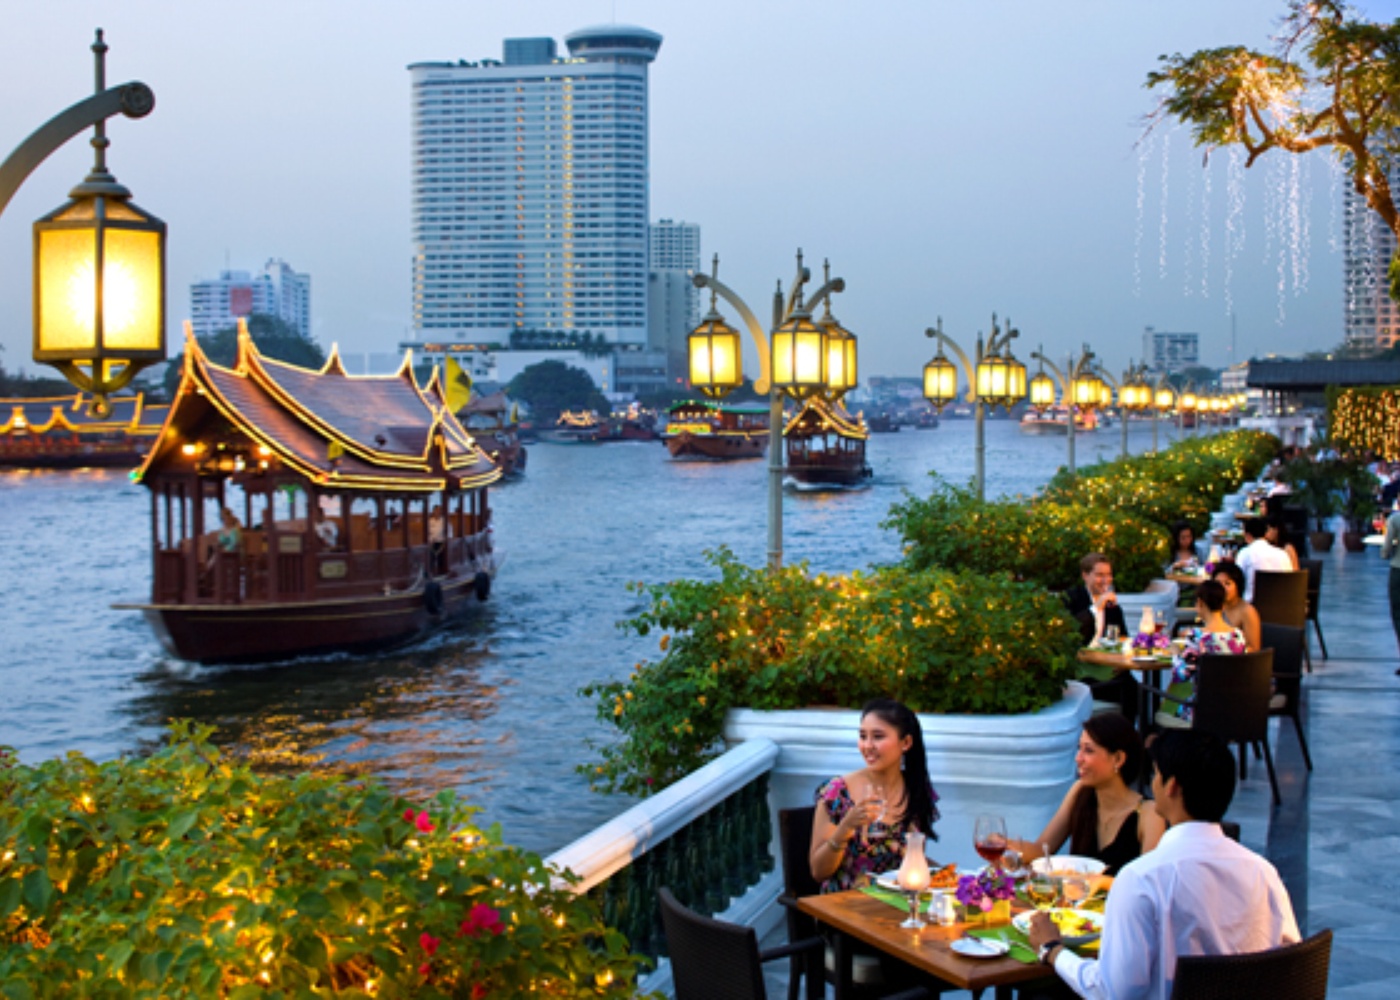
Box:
<box><xmin>409</xmin><ymin>25</ymin><xmax>662</xmax><ymax>347</ymax></box>
<box><xmin>189</xmin><ymin>259</ymin><xmax>311</xmax><ymax>340</ymax></box>
<box><xmin>1343</xmin><ymin>158</ymin><xmax>1400</xmax><ymax>352</ymax></box>
<box><xmin>1143</xmin><ymin>326</ymin><xmax>1199</xmax><ymax>373</ymax></box>
<box><xmin>650</xmin><ymin>218</ymin><xmax>700</xmax><ymax>272</ymax></box>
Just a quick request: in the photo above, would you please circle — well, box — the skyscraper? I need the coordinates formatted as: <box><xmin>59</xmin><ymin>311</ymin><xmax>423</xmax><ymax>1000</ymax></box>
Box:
<box><xmin>648</xmin><ymin>219</ymin><xmax>700</xmax><ymax>381</ymax></box>
<box><xmin>409</xmin><ymin>25</ymin><xmax>662</xmax><ymax>346</ymax></box>
<box><xmin>189</xmin><ymin>259</ymin><xmax>311</xmax><ymax>340</ymax></box>
<box><xmin>1343</xmin><ymin>159</ymin><xmax>1400</xmax><ymax>352</ymax></box>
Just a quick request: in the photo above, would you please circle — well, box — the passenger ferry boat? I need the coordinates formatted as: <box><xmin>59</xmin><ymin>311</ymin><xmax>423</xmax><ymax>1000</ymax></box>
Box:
<box><xmin>1019</xmin><ymin>405</ymin><xmax>1098</xmax><ymax>435</ymax></box>
<box><xmin>662</xmin><ymin>400</ymin><xmax>769</xmax><ymax>461</ymax></box>
<box><xmin>783</xmin><ymin>396</ymin><xmax>871</xmax><ymax>487</ymax></box>
<box><xmin>0</xmin><ymin>393</ymin><xmax>167</xmax><ymax>468</ymax></box>
<box><xmin>116</xmin><ymin>327</ymin><xmax>503</xmax><ymax>664</ymax></box>
<box><xmin>460</xmin><ymin>390</ymin><xmax>527</xmax><ymax>478</ymax></box>
<box><xmin>539</xmin><ymin>410</ymin><xmax>604</xmax><ymax>444</ymax></box>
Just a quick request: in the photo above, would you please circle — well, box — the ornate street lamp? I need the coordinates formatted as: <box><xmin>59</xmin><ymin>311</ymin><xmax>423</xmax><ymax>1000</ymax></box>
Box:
<box><xmin>1030</xmin><ymin>345</ymin><xmax>1097</xmax><ymax>476</ymax></box>
<box><xmin>922</xmin><ymin>313</ymin><xmax>1025</xmax><ymax>499</ymax></box>
<box><xmin>1151</xmin><ymin>380</ymin><xmax>1175</xmax><ymax>453</ymax></box>
<box><xmin>0</xmin><ymin>31</ymin><xmax>164</xmax><ymax>416</ymax></box>
<box><xmin>1028</xmin><ymin>368</ymin><xmax>1056</xmax><ymax>411</ymax></box>
<box><xmin>689</xmin><ymin>250</ymin><xmax>851</xmax><ymax>570</ymax></box>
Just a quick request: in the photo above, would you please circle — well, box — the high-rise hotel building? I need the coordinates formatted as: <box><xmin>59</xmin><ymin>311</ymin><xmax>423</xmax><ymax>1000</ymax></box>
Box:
<box><xmin>409</xmin><ymin>26</ymin><xmax>662</xmax><ymax>346</ymax></box>
<box><xmin>1343</xmin><ymin>157</ymin><xmax>1400</xmax><ymax>352</ymax></box>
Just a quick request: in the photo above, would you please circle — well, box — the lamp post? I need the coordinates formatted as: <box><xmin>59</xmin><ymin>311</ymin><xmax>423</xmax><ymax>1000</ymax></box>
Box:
<box><xmin>1103</xmin><ymin>361</ymin><xmax>1153</xmax><ymax>459</ymax></box>
<box><xmin>0</xmin><ymin>30</ymin><xmax>164</xmax><ymax>416</ymax></box>
<box><xmin>1029</xmin><ymin>346</ymin><xmax>1097</xmax><ymax>476</ymax></box>
<box><xmin>688</xmin><ymin>251</ymin><xmax>850</xmax><ymax>570</ymax></box>
<box><xmin>1177</xmin><ymin>383</ymin><xmax>1198</xmax><ymax>436</ymax></box>
<box><xmin>1151</xmin><ymin>377</ymin><xmax>1175</xmax><ymax>453</ymax></box>
<box><xmin>921</xmin><ymin>313</ymin><xmax>1026</xmax><ymax>500</ymax></box>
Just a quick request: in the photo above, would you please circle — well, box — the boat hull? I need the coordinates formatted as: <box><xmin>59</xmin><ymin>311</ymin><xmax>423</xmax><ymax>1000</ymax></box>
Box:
<box><xmin>124</xmin><ymin>571</ymin><xmax>495</xmax><ymax>665</ymax></box>
<box><xmin>664</xmin><ymin>431</ymin><xmax>767</xmax><ymax>461</ymax></box>
<box><xmin>784</xmin><ymin>460</ymin><xmax>872</xmax><ymax>487</ymax></box>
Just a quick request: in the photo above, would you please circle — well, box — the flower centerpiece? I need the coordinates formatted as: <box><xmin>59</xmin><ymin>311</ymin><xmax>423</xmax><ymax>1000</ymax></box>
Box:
<box><xmin>1131</xmin><ymin>631</ymin><xmax>1171</xmax><ymax>654</ymax></box>
<box><xmin>955</xmin><ymin>867</ymin><xmax>1017</xmax><ymax>925</ymax></box>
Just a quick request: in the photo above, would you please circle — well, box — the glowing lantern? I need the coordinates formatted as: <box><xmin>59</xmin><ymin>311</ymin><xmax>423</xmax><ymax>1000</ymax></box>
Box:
<box><xmin>771</xmin><ymin>310</ymin><xmax>828</xmax><ymax>398</ymax></box>
<box><xmin>822</xmin><ymin>314</ymin><xmax>858</xmax><ymax>396</ymax></box>
<box><xmin>687</xmin><ymin>308</ymin><xmax>743</xmax><ymax>399</ymax></box>
<box><xmin>1029</xmin><ymin>371</ymin><xmax>1057</xmax><ymax>410</ymax></box>
<box><xmin>922</xmin><ymin>351</ymin><xmax>959</xmax><ymax>408</ymax></box>
<box><xmin>1154</xmin><ymin>386</ymin><xmax>1176</xmax><ymax>411</ymax></box>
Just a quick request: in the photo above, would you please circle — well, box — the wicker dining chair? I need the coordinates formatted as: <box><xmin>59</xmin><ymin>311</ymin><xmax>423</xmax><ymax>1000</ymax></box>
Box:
<box><xmin>1262</xmin><ymin>623</ymin><xmax>1313</xmax><ymax>771</ymax></box>
<box><xmin>1170</xmin><ymin>928</ymin><xmax>1333</xmax><ymax>999</ymax></box>
<box><xmin>1301</xmin><ymin>559</ymin><xmax>1327</xmax><ymax>662</ymax></box>
<box><xmin>1252</xmin><ymin>569</ymin><xmax>1310</xmax><ymax>670</ymax></box>
<box><xmin>658</xmin><ymin>887</ymin><xmax>928</xmax><ymax>1000</ymax></box>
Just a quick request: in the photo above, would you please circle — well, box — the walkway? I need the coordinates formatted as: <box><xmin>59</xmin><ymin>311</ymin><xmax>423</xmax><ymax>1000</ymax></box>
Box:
<box><xmin>759</xmin><ymin>536</ymin><xmax>1398</xmax><ymax>998</ymax></box>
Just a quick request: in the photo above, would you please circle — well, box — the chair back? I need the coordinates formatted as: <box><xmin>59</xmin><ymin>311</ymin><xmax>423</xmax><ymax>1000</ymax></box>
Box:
<box><xmin>1252</xmin><ymin>570</ymin><xmax>1308</xmax><ymax>628</ymax></box>
<box><xmin>778</xmin><ymin>806</ymin><xmax>820</xmax><ymax>900</ymax></box>
<box><xmin>1301</xmin><ymin>559</ymin><xmax>1323</xmax><ymax>623</ymax></box>
<box><xmin>1261</xmin><ymin>623</ymin><xmax>1305</xmax><ymax>705</ymax></box>
<box><xmin>658</xmin><ymin>887</ymin><xmax>768</xmax><ymax>1000</ymax></box>
<box><xmin>1190</xmin><ymin>649</ymin><xmax>1274</xmax><ymax>744</ymax></box>
<box><xmin>1170</xmin><ymin>928</ymin><xmax>1332</xmax><ymax>999</ymax></box>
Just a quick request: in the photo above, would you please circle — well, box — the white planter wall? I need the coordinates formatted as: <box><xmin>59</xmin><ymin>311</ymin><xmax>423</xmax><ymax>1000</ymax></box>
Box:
<box><xmin>1115</xmin><ymin>579</ymin><xmax>1180</xmax><ymax>635</ymax></box>
<box><xmin>722</xmin><ymin>683</ymin><xmax>1091</xmax><ymax>869</ymax></box>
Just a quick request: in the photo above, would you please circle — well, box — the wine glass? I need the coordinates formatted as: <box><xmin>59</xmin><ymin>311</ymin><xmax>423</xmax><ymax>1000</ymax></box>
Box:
<box><xmin>1059</xmin><ymin>875</ymin><xmax>1091</xmax><ymax>910</ymax></box>
<box><xmin>972</xmin><ymin>814</ymin><xmax>1008</xmax><ymax>869</ymax></box>
<box><xmin>1025</xmin><ymin>861</ymin><xmax>1058</xmax><ymax>912</ymax></box>
<box><xmin>865</xmin><ymin>783</ymin><xmax>887</xmax><ymax>838</ymax></box>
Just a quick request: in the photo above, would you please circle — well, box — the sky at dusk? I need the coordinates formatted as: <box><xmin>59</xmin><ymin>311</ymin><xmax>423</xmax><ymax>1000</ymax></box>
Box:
<box><xmin>3</xmin><ymin>0</ymin><xmax>1400</xmax><ymax>383</ymax></box>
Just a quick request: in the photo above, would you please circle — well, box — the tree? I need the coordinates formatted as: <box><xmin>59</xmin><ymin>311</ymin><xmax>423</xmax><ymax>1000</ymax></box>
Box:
<box><xmin>506</xmin><ymin>359</ymin><xmax>609</xmax><ymax>421</ymax></box>
<box><xmin>1146</xmin><ymin>1</ymin><xmax>1400</xmax><ymax>294</ymax></box>
<box><xmin>164</xmin><ymin>313</ymin><xmax>326</xmax><ymax>396</ymax></box>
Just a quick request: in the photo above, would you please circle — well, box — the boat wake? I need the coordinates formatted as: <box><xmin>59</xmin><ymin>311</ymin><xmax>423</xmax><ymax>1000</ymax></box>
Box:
<box><xmin>783</xmin><ymin>476</ymin><xmax>873</xmax><ymax>494</ymax></box>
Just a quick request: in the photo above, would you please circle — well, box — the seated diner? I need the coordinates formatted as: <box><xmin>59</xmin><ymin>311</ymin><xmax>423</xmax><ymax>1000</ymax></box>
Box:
<box><xmin>1156</xmin><ymin>580</ymin><xmax>1247</xmax><ymax>729</ymax></box>
<box><xmin>1167</xmin><ymin>520</ymin><xmax>1202</xmax><ymax>571</ymax></box>
<box><xmin>1008</xmin><ymin>712</ymin><xmax>1165</xmax><ymax>876</ymax></box>
<box><xmin>1065</xmin><ymin>553</ymin><xmax>1137</xmax><ymax>715</ymax></box>
<box><xmin>1211</xmin><ymin>562</ymin><xmax>1261</xmax><ymax>652</ymax></box>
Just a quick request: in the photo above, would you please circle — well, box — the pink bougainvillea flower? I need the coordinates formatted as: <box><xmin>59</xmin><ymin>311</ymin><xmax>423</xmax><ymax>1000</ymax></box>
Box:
<box><xmin>420</xmin><ymin>932</ymin><xmax>440</xmax><ymax>956</ymax></box>
<box><xmin>458</xmin><ymin>902</ymin><xmax>504</xmax><ymax>938</ymax></box>
<box><xmin>419</xmin><ymin>962</ymin><xmax>433</xmax><ymax>978</ymax></box>
<box><xmin>404</xmin><ymin>808</ymin><xmax>416</xmax><ymax>822</ymax></box>
<box><xmin>471</xmin><ymin>985</ymin><xmax>488</xmax><ymax>1000</ymax></box>
<box><xmin>414</xmin><ymin>811</ymin><xmax>435</xmax><ymax>833</ymax></box>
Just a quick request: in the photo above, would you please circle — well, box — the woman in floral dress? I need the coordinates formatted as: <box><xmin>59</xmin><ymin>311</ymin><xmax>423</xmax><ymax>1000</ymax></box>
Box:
<box><xmin>809</xmin><ymin>698</ymin><xmax>939</xmax><ymax>893</ymax></box>
<box><xmin>1158</xmin><ymin>580</ymin><xmax>1247</xmax><ymax>728</ymax></box>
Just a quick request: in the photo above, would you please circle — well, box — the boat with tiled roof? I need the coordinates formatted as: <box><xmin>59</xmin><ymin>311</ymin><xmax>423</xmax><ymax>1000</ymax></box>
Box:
<box><xmin>783</xmin><ymin>396</ymin><xmax>872</xmax><ymax>488</ymax></box>
<box><xmin>0</xmin><ymin>392</ymin><xmax>167</xmax><ymax>468</ymax></box>
<box><xmin>662</xmin><ymin>399</ymin><xmax>769</xmax><ymax>460</ymax></box>
<box><xmin>114</xmin><ymin>322</ymin><xmax>503</xmax><ymax>664</ymax></box>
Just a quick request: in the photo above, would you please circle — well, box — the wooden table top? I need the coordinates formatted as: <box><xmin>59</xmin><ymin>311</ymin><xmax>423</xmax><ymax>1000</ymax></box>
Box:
<box><xmin>1076</xmin><ymin>648</ymin><xmax>1176</xmax><ymax>671</ymax></box>
<box><xmin>796</xmin><ymin>890</ymin><xmax>1054</xmax><ymax>993</ymax></box>
<box><xmin>1165</xmin><ymin>572</ymin><xmax>1210</xmax><ymax>586</ymax></box>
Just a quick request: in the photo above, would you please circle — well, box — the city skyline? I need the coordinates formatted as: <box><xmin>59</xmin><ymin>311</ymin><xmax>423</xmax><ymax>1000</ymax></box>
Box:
<box><xmin>3</xmin><ymin>0</ymin><xmax>1400</xmax><ymax>386</ymax></box>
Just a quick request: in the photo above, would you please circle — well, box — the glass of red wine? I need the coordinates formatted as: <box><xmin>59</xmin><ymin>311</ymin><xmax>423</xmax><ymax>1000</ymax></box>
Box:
<box><xmin>973</xmin><ymin>814</ymin><xmax>1008</xmax><ymax>869</ymax></box>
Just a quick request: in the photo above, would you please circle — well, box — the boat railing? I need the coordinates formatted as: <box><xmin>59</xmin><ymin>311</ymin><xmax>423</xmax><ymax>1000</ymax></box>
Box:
<box><xmin>545</xmin><ymin>738</ymin><xmax>784</xmax><ymax>994</ymax></box>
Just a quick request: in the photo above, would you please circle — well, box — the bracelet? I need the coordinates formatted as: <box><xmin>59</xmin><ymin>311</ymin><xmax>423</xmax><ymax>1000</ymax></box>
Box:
<box><xmin>827</xmin><ymin>836</ymin><xmax>850</xmax><ymax>853</ymax></box>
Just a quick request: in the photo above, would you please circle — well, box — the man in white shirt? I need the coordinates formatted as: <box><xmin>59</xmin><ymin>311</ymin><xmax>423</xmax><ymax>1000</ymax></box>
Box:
<box><xmin>1233</xmin><ymin>517</ymin><xmax>1293</xmax><ymax>602</ymax></box>
<box><xmin>1028</xmin><ymin>730</ymin><xmax>1300</xmax><ymax>1000</ymax></box>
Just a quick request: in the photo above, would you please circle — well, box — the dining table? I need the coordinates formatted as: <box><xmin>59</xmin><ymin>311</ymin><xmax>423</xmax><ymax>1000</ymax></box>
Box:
<box><xmin>1077</xmin><ymin>646</ymin><xmax>1176</xmax><ymax>731</ymax></box>
<box><xmin>796</xmin><ymin>889</ymin><xmax>1057</xmax><ymax>1000</ymax></box>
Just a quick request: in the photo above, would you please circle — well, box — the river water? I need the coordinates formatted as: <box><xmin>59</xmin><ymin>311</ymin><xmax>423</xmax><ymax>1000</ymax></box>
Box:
<box><xmin>0</xmin><ymin>417</ymin><xmax>1177</xmax><ymax>853</ymax></box>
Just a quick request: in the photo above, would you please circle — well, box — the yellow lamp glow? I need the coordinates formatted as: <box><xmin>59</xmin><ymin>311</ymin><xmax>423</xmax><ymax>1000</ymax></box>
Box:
<box><xmin>1154</xmin><ymin>386</ymin><xmax>1176</xmax><ymax>411</ymax></box>
<box><xmin>771</xmin><ymin>311</ymin><xmax>829</xmax><ymax>398</ymax></box>
<box><xmin>1005</xmin><ymin>355</ymin><xmax>1028</xmax><ymax>406</ymax></box>
<box><xmin>1029</xmin><ymin>372</ymin><xmax>1057</xmax><ymax>410</ymax></box>
<box><xmin>923</xmin><ymin>353</ymin><xmax>959</xmax><ymax>408</ymax></box>
<box><xmin>823</xmin><ymin>316</ymin><xmax>858</xmax><ymax>396</ymax></box>
<box><xmin>687</xmin><ymin>310</ymin><xmax>743</xmax><ymax>399</ymax></box>
<box><xmin>976</xmin><ymin>354</ymin><xmax>1012</xmax><ymax>406</ymax></box>
<box><xmin>1073</xmin><ymin>375</ymin><xmax>1101</xmax><ymax>409</ymax></box>
<box><xmin>34</xmin><ymin>191</ymin><xmax>166</xmax><ymax>411</ymax></box>
<box><xmin>1180</xmin><ymin>390</ymin><xmax>1198</xmax><ymax>411</ymax></box>
<box><xmin>1097</xmin><ymin>379</ymin><xmax>1114</xmax><ymax>408</ymax></box>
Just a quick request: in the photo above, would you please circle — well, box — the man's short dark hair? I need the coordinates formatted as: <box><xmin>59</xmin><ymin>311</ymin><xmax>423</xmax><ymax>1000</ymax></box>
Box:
<box><xmin>1149</xmin><ymin>730</ymin><xmax>1237</xmax><ymax>822</ymax></box>
<box><xmin>1080</xmin><ymin>553</ymin><xmax>1110</xmax><ymax>576</ymax></box>
<box><xmin>1242</xmin><ymin>517</ymin><xmax>1268</xmax><ymax>541</ymax></box>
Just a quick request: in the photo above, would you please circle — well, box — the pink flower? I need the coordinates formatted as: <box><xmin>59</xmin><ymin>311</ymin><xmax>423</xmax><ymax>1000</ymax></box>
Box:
<box><xmin>458</xmin><ymin>903</ymin><xmax>504</xmax><ymax>938</ymax></box>
<box><xmin>404</xmin><ymin>808</ymin><xmax>416</xmax><ymax>822</ymax></box>
<box><xmin>419</xmin><ymin>962</ymin><xmax>433</xmax><ymax>978</ymax></box>
<box><xmin>420</xmin><ymin>932</ymin><xmax>440</xmax><ymax>956</ymax></box>
<box><xmin>414</xmin><ymin>811</ymin><xmax>435</xmax><ymax>834</ymax></box>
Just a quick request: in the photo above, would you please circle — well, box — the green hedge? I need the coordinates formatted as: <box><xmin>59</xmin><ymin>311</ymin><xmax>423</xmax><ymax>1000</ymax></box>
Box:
<box><xmin>582</xmin><ymin>551</ymin><xmax>1080</xmax><ymax>796</ymax></box>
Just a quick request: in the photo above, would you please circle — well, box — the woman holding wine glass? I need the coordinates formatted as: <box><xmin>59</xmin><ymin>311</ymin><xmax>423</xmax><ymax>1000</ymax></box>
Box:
<box><xmin>1007</xmin><ymin>713</ymin><xmax>1165</xmax><ymax>877</ymax></box>
<box><xmin>809</xmin><ymin>698</ymin><xmax>940</xmax><ymax>893</ymax></box>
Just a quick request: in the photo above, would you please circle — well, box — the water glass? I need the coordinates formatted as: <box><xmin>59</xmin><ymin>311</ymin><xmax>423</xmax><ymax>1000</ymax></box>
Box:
<box><xmin>865</xmin><ymin>783</ymin><xmax>887</xmax><ymax>837</ymax></box>
<box><xmin>1104</xmin><ymin>625</ymin><xmax>1121</xmax><ymax>645</ymax></box>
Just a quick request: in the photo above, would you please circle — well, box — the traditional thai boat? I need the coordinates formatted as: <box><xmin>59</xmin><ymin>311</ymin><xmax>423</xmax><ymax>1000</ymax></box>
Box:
<box><xmin>783</xmin><ymin>396</ymin><xmax>872</xmax><ymax>488</ymax></box>
<box><xmin>662</xmin><ymin>400</ymin><xmax>769</xmax><ymax>461</ymax></box>
<box><xmin>539</xmin><ymin>410</ymin><xmax>604</xmax><ymax>443</ymax></box>
<box><xmin>1019</xmin><ymin>405</ymin><xmax>1098</xmax><ymax>435</ymax></box>
<box><xmin>0</xmin><ymin>392</ymin><xmax>167</xmax><ymax>468</ymax></box>
<box><xmin>115</xmin><ymin>329</ymin><xmax>503</xmax><ymax>664</ymax></box>
<box><xmin>460</xmin><ymin>390</ymin><xmax>527</xmax><ymax>478</ymax></box>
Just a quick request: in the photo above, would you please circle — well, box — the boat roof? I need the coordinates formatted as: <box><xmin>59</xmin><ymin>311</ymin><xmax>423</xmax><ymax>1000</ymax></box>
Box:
<box><xmin>0</xmin><ymin>393</ymin><xmax>167</xmax><ymax>435</ymax></box>
<box><xmin>667</xmin><ymin>398</ymin><xmax>770</xmax><ymax>416</ymax></box>
<box><xmin>784</xmin><ymin>396</ymin><xmax>869</xmax><ymax>440</ymax></box>
<box><xmin>134</xmin><ymin>327</ymin><xmax>500</xmax><ymax>493</ymax></box>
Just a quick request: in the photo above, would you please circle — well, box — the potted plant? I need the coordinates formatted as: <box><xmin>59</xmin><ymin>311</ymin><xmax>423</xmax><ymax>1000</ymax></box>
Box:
<box><xmin>1339</xmin><ymin>460</ymin><xmax>1382</xmax><ymax>552</ymax></box>
<box><xmin>1275</xmin><ymin>456</ymin><xmax>1343</xmax><ymax>552</ymax></box>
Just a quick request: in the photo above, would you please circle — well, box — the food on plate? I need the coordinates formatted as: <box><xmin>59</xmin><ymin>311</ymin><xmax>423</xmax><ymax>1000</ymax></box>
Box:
<box><xmin>928</xmin><ymin>863</ymin><xmax>958</xmax><ymax>889</ymax></box>
<box><xmin>1049</xmin><ymin>910</ymin><xmax>1100</xmax><ymax>936</ymax></box>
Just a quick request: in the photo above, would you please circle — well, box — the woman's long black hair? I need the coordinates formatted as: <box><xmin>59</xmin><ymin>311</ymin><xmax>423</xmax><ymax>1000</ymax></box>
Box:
<box><xmin>861</xmin><ymin>698</ymin><xmax>939</xmax><ymax>839</ymax></box>
<box><xmin>1068</xmin><ymin>712</ymin><xmax>1143</xmax><ymax>855</ymax></box>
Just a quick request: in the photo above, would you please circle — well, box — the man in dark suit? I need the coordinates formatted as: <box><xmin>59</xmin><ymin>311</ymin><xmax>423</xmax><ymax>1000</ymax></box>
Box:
<box><xmin>1064</xmin><ymin>552</ymin><xmax>1135</xmax><ymax>714</ymax></box>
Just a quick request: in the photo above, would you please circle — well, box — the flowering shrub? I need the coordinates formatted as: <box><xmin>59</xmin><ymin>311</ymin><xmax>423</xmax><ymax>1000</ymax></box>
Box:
<box><xmin>955</xmin><ymin>867</ymin><xmax>1018</xmax><ymax>912</ymax></box>
<box><xmin>0</xmin><ymin>722</ymin><xmax>651</xmax><ymax>999</ymax></box>
<box><xmin>581</xmin><ymin>551</ymin><xmax>1081</xmax><ymax>796</ymax></box>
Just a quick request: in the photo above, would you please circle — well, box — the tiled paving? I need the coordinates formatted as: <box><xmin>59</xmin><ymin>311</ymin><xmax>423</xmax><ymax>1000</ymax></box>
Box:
<box><xmin>759</xmin><ymin>538</ymin><xmax>1398</xmax><ymax>998</ymax></box>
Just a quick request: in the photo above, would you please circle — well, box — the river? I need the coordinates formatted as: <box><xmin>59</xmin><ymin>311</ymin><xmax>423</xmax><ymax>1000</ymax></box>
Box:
<box><xmin>0</xmin><ymin>416</ymin><xmax>1179</xmax><ymax>853</ymax></box>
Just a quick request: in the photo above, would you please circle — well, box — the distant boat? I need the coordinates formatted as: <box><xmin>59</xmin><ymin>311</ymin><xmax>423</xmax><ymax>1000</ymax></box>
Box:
<box><xmin>911</xmin><ymin>409</ymin><xmax>940</xmax><ymax>430</ymax></box>
<box><xmin>539</xmin><ymin>410</ymin><xmax>605</xmax><ymax>444</ymax></box>
<box><xmin>866</xmin><ymin>412</ymin><xmax>901</xmax><ymax>433</ymax></box>
<box><xmin>784</xmin><ymin>396</ymin><xmax>872</xmax><ymax>488</ymax></box>
<box><xmin>460</xmin><ymin>391</ymin><xmax>527</xmax><ymax>477</ymax></box>
<box><xmin>0</xmin><ymin>393</ymin><xmax>167</xmax><ymax>469</ymax></box>
<box><xmin>1020</xmin><ymin>406</ymin><xmax>1098</xmax><ymax>435</ymax></box>
<box><xmin>662</xmin><ymin>399</ymin><xmax>769</xmax><ymax>461</ymax></box>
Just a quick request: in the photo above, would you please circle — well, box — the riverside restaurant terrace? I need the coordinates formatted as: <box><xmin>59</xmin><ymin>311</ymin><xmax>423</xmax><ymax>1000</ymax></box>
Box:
<box><xmin>542</xmin><ymin>489</ymin><xmax>1397</xmax><ymax>1000</ymax></box>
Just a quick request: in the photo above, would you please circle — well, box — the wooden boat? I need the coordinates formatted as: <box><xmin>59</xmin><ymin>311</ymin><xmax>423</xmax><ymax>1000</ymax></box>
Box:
<box><xmin>662</xmin><ymin>400</ymin><xmax>769</xmax><ymax>461</ymax></box>
<box><xmin>460</xmin><ymin>390</ymin><xmax>527</xmax><ymax>478</ymax></box>
<box><xmin>539</xmin><ymin>410</ymin><xmax>605</xmax><ymax>444</ymax></box>
<box><xmin>783</xmin><ymin>396</ymin><xmax>872</xmax><ymax>487</ymax></box>
<box><xmin>866</xmin><ymin>412</ymin><xmax>901</xmax><ymax>433</ymax></box>
<box><xmin>115</xmin><ymin>330</ymin><xmax>503</xmax><ymax>665</ymax></box>
<box><xmin>0</xmin><ymin>393</ymin><xmax>167</xmax><ymax>468</ymax></box>
<box><xmin>1019</xmin><ymin>406</ymin><xmax>1098</xmax><ymax>435</ymax></box>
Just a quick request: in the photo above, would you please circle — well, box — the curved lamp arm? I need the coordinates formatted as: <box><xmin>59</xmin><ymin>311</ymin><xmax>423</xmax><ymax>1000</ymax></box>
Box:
<box><xmin>1031</xmin><ymin>351</ymin><xmax>1068</xmax><ymax>394</ymax></box>
<box><xmin>693</xmin><ymin>273</ymin><xmax>774</xmax><ymax>394</ymax></box>
<box><xmin>926</xmin><ymin>325</ymin><xmax>978</xmax><ymax>403</ymax></box>
<box><xmin>0</xmin><ymin>81</ymin><xmax>154</xmax><ymax>219</ymax></box>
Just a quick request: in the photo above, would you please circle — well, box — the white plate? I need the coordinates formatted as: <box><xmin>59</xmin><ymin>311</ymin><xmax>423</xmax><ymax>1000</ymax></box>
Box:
<box><xmin>950</xmin><ymin>937</ymin><xmax>1010</xmax><ymax>959</ymax></box>
<box><xmin>1033</xmin><ymin>855</ymin><xmax>1108</xmax><ymax>876</ymax></box>
<box><xmin>1012</xmin><ymin>908</ymin><xmax>1104</xmax><ymax>939</ymax></box>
